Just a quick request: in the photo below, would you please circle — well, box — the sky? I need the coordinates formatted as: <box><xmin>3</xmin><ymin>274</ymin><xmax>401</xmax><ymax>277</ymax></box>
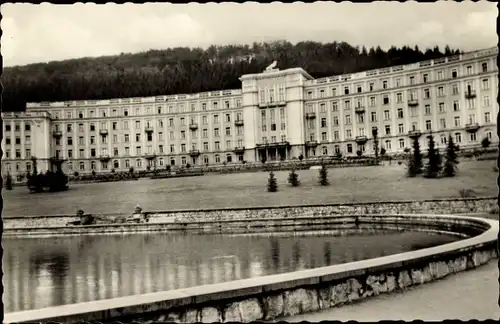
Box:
<box><xmin>1</xmin><ymin>1</ymin><xmax>498</xmax><ymax>67</ymax></box>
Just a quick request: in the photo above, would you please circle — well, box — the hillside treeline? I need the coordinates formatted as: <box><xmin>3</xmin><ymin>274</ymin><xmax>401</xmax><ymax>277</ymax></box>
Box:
<box><xmin>3</xmin><ymin>41</ymin><xmax>460</xmax><ymax>112</ymax></box>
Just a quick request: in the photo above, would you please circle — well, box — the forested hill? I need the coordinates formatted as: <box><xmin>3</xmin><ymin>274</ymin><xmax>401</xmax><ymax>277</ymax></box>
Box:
<box><xmin>3</xmin><ymin>41</ymin><xmax>460</xmax><ymax>112</ymax></box>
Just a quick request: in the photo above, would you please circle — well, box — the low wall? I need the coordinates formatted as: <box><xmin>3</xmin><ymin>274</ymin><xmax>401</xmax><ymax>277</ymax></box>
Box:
<box><xmin>3</xmin><ymin>197</ymin><xmax>497</xmax><ymax>233</ymax></box>
<box><xmin>4</xmin><ymin>214</ymin><xmax>498</xmax><ymax>324</ymax></box>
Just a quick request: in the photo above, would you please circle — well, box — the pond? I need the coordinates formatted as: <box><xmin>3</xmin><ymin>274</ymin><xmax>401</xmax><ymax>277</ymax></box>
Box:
<box><xmin>3</xmin><ymin>230</ymin><xmax>460</xmax><ymax>312</ymax></box>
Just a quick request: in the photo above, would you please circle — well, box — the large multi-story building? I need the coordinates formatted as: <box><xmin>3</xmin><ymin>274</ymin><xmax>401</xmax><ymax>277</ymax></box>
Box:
<box><xmin>2</xmin><ymin>47</ymin><xmax>498</xmax><ymax>180</ymax></box>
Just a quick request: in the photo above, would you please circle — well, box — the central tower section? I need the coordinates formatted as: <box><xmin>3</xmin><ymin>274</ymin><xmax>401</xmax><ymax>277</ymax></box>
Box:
<box><xmin>239</xmin><ymin>65</ymin><xmax>313</xmax><ymax>162</ymax></box>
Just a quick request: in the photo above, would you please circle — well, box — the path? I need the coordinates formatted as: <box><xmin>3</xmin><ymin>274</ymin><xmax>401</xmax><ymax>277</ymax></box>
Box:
<box><xmin>278</xmin><ymin>260</ymin><xmax>499</xmax><ymax>321</ymax></box>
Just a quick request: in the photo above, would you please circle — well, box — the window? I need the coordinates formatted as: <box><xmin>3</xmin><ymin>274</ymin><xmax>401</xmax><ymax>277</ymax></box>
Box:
<box><xmin>5</xmin><ymin>124</ymin><xmax>11</xmax><ymax>131</ymax></box>
<box><xmin>398</xmin><ymin>124</ymin><xmax>404</xmax><ymax>134</ymax></box>
<box><xmin>333</xmin><ymin>116</ymin><xmax>339</xmax><ymax>126</ymax></box>
<box><xmin>321</xmin><ymin>118</ymin><xmax>327</xmax><ymax>128</ymax></box>
<box><xmin>397</xmin><ymin>108</ymin><xmax>403</xmax><ymax>119</ymax></box>
<box><xmin>453</xmin><ymin>101</ymin><xmax>460</xmax><ymax>112</ymax></box>
<box><xmin>484</xmin><ymin>112</ymin><xmax>491</xmax><ymax>123</ymax></box>
<box><xmin>214</xmin><ymin>128</ymin><xmax>220</xmax><ymax>137</ymax></box>
<box><xmin>385</xmin><ymin>125</ymin><xmax>391</xmax><ymax>135</ymax></box>
<box><xmin>423</xmin><ymin>74</ymin><xmax>428</xmax><ymax>83</ymax></box>
<box><xmin>409</xmin><ymin>76</ymin><xmax>415</xmax><ymax>85</ymax></box>
<box><xmin>423</xmin><ymin>89</ymin><xmax>430</xmax><ymax>99</ymax></box>
<box><xmin>469</xmin><ymin>132</ymin><xmax>477</xmax><ymax>142</ymax></box>
<box><xmin>385</xmin><ymin>140</ymin><xmax>391</xmax><ymax>150</ymax></box>
<box><xmin>440</xmin><ymin>118</ymin><xmax>446</xmax><ymax>129</ymax></box>
<box><xmin>425</xmin><ymin>105</ymin><xmax>431</xmax><ymax>115</ymax></box>
<box><xmin>344</xmin><ymin>100</ymin><xmax>351</xmax><ymax>110</ymax></box>
<box><xmin>455</xmin><ymin>132</ymin><xmax>462</xmax><ymax>143</ymax></box>
<box><xmin>371</xmin><ymin>112</ymin><xmax>377</xmax><ymax>122</ymax></box>
<box><xmin>451</xmin><ymin>69</ymin><xmax>458</xmax><ymax>78</ymax></box>
<box><xmin>344</xmin><ymin>86</ymin><xmax>349</xmax><ymax>95</ymax></box>
<box><xmin>396</xmin><ymin>93</ymin><xmax>403</xmax><ymax>103</ymax></box>
<box><xmin>425</xmin><ymin>120</ymin><xmax>432</xmax><ymax>130</ymax></box>
<box><xmin>452</xmin><ymin>84</ymin><xmax>459</xmax><ymax>95</ymax></box>
<box><xmin>321</xmin><ymin>132</ymin><xmax>327</xmax><ymax>141</ymax></box>
<box><xmin>437</xmin><ymin>71</ymin><xmax>443</xmax><ymax>80</ymax></box>
<box><xmin>136</xmin><ymin>134</ymin><xmax>140</xmax><ymax>142</ymax></box>
<box><xmin>383</xmin><ymin>95</ymin><xmax>390</xmax><ymax>105</ymax></box>
<box><xmin>399</xmin><ymin>139</ymin><xmax>405</xmax><ymax>149</ymax></box>
<box><xmin>440</xmin><ymin>135</ymin><xmax>447</xmax><ymax>145</ymax></box>
<box><xmin>90</xmin><ymin>136</ymin><xmax>95</xmax><ymax>145</ymax></box>
<box><xmin>437</xmin><ymin>86</ymin><xmax>444</xmax><ymax>97</ymax></box>
<box><xmin>79</xmin><ymin>162</ymin><xmax>85</xmax><ymax>171</ymax></box>
<box><xmin>345</xmin><ymin>115</ymin><xmax>351</xmax><ymax>124</ymax></box>
<box><xmin>466</xmin><ymin>65</ymin><xmax>472</xmax><ymax>75</ymax></box>
<box><xmin>382</xmin><ymin>80</ymin><xmax>388</xmax><ymax>89</ymax></box>
<box><xmin>454</xmin><ymin>116</ymin><xmax>461</xmax><ymax>127</ymax></box>
<box><xmin>369</xmin><ymin>97</ymin><xmax>376</xmax><ymax>107</ymax></box>
<box><xmin>369</xmin><ymin>83</ymin><xmax>375</xmax><ymax>91</ymax></box>
<box><xmin>90</xmin><ymin>123</ymin><xmax>95</xmax><ymax>131</ymax></box>
<box><xmin>357</xmin><ymin>85</ymin><xmax>362</xmax><ymax>93</ymax></box>
<box><xmin>384</xmin><ymin>110</ymin><xmax>390</xmax><ymax>120</ymax></box>
<box><xmin>347</xmin><ymin>144</ymin><xmax>353</xmax><ymax>153</ymax></box>
<box><xmin>482</xmin><ymin>62</ymin><xmax>488</xmax><ymax>73</ymax></box>
<box><xmin>482</xmin><ymin>78</ymin><xmax>490</xmax><ymax>90</ymax></box>
<box><xmin>331</xmin><ymin>101</ymin><xmax>338</xmax><ymax>111</ymax></box>
<box><xmin>483</xmin><ymin>96</ymin><xmax>490</xmax><ymax>107</ymax></box>
<box><xmin>346</xmin><ymin>129</ymin><xmax>352</xmax><ymax>138</ymax></box>
<box><xmin>438</xmin><ymin>102</ymin><xmax>445</xmax><ymax>113</ymax></box>
<box><xmin>67</xmin><ymin>137</ymin><xmax>73</xmax><ymax>145</ymax></box>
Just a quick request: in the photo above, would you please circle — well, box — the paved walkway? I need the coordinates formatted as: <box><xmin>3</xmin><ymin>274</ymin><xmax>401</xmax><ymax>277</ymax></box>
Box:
<box><xmin>278</xmin><ymin>260</ymin><xmax>499</xmax><ymax>322</ymax></box>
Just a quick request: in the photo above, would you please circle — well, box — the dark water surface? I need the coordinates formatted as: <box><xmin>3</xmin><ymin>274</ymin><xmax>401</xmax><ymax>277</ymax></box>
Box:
<box><xmin>3</xmin><ymin>231</ymin><xmax>460</xmax><ymax>312</ymax></box>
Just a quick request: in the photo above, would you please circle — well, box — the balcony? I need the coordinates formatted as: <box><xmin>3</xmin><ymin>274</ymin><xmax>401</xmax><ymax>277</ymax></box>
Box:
<box><xmin>258</xmin><ymin>101</ymin><xmax>286</xmax><ymax>108</ymax></box>
<box><xmin>144</xmin><ymin>126</ymin><xmax>154</xmax><ymax>134</ymax></box>
<box><xmin>189</xmin><ymin>149</ymin><xmax>201</xmax><ymax>156</ymax></box>
<box><xmin>408</xmin><ymin>130</ymin><xmax>422</xmax><ymax>138</ymax></box>
<box><xmin>305</xmin><ymin>112</ymin><xmax>316</xmax><ymax>119</ymax></box>
<box><xmin>355</xmin><ymin>136</ymin><xmax>368</xmax><ymax>144</ymax></box>
<box><xmin>465</xmin><ymin>90</ymin><xmax>477</xmax><ymax>99</ymax></box>
<box><xmin>235</xmin><ymin>119</ymin><xmax>244</xmax><ymax>126</ymax></box>
<box><xmin>189</xmin><ymin>123</ymin><xmax>198</xmax><ymax>130</ymax></box>
<box><xmin>99</xmin><ymin>155</ymin><xmax>111</xmax><ymax>162</ymax></box>
<box><xmin>99</xmin><ymin>129</ymin><xmax>108</xmax><ymax>136</ymax></box>
<box><xmin>52</xmin><ymin>130</ymin><xmax>62</xmax><ymax>138</ymax></box>
<box><xmin>233</xmin><ymin>146</ymin><xmax>245</xmax><ymax>153</ymax></box>
<box><xmin>355</xmin><ymin>106</ymin><xmax>365</xmax><ymax>114</ymax></box>
<box><xmin>256</xmin><ymin>141</ymin><xmax>290</xmax><ymax>148</ymax></box>
<box><xmin>408</xmin><ymin>99</ymin><xmax>419</xmax><ymax>106</ymax></box>
<box><xmin>144</xmin><ymin>153</ymin><xmax>156</xmax><ymax>160</ymax></box>
<box><xmin>465</xmin><ymin>123</ymin><xmax>480</xmax><ymax>132</ymax></box>
<box><xmin>305</xmin><ymin>140</ymin><xmax>318</xmax><ymax>147</ymax></box>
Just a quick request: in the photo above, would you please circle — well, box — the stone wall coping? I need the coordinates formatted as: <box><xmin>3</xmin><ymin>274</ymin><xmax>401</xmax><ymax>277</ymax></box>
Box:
<box><xmin>4</xmin><ymin>214</ymin><xmax>498</xmax><ymax>324</ymax></box>
<box><xmin>3</xmin><ymin>213</ymin><xmax>492</xmax><ymax>232</ymax></box>
<box><xmin>3</xmin><ymin>196</ymin><xmax>496</xmax><ymax>219</ymax></box>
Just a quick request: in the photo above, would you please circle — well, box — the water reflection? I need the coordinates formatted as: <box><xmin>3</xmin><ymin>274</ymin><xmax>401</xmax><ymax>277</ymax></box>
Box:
<box><xmin>3</xmin><ymin>231</ymin><xmax>459</xmax><ymax>312</ymax></box>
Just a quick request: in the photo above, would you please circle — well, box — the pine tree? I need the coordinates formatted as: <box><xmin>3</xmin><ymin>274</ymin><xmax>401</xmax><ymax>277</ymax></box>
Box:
<box><xmin>424</xmin><ymin>134</ymin><xmax>442</xmax><ymax>178</ymax></box>
<box><xmin>288</xmin><ymin>168</ymin><xmax>300</xmax><ymax>187</ymax></box>
<box><xmin>372</xmin><ymin>127</ymin><xmax>379</xmax><ymax>163</ymax></box>
<box><xmin>412</xmin><ymin>137</ymin><xmax>423</xmax><ymax>174</ymax></box>
<box><xmin>443</xmin><ymin>134</ymin><xmax>459</xmax><ymax>177</ymax></box>
<box><xmin>5</xmin><ymin>173</ymin><xmax>13</xmax><ymax>190</ymax></box>
<box><xmin>267</xmin><ymin>171</ymin><xmax>278</xmax><ymax>192</ymax></box>
<box><xmin>319</xmin><ymin>164</ymin><xmax>329</xmax><ymax>186</ymax></box>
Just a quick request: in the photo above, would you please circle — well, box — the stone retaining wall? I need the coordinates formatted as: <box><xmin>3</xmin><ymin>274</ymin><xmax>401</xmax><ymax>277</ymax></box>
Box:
<box><xmin>4</xmin><ymin>214</ymin><xmax>498</xmax><ymax>324</ymax></box>
<box><xmin>3</xmin><ymin>197</ymin><xmax>497</xmax><ymax>231</ymax></box>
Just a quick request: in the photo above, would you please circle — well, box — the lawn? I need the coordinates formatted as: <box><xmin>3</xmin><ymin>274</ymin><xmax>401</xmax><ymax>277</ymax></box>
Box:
<box><xmin>2</xmin><ymin>160</ymin><xmax>497</xmax><ymax>217</ymax></box>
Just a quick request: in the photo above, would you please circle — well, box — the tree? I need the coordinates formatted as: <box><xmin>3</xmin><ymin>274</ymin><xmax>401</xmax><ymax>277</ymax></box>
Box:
<box><xmin>424</xmin><ymin>134</ymin><xmax>442</xmax><ymax>178</ymax></box>
<box><xmin>319</xmin><ymin>163</ymin><xmax>329</xmax><ymax>186</ymax></box>
<box><xmin>481</xmin><ymin>137</ymin><xmax>491</xmax><ymax>150</ymax></box>
<box><xmin>5</xmin><ymin>173</ymin><xmax>13</xmax><ymax>190</ymax></box>
<box><xmin>372</xmin><ymin>127</ymin><xmax>379</xmax><ymax>162</ymax></box>
<box><xmin>443</xmin><ymin>134</ymin><xmax>459</xmax><ymax>177</ymax></box>
<box><xmin>406</xmin><ymin>138</ymin><xmax>422</xmax><ymax>177</ymax></box>
<box><xmin>288</xmin><ymin>168</ymin><xmax>300</xmax><ymax>187</ymax></box>
<box><xmin>267</xmin><ymin>171</ymin><xmax>278</xmax><ymax>192</ymax></box>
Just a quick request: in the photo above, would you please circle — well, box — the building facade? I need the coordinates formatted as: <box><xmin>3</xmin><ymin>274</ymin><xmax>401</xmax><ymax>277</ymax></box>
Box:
<box><xmin>2</xmin><ymin>47</ymin><xmax>498</xmax><ymax>179</ymax></box>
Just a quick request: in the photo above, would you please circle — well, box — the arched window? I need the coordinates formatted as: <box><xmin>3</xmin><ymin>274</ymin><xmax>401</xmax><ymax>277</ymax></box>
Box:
<box><xmin>159</xmin><ymin>158</ymin><xmax>164</xmax><ymax>166</ymax></box>
<box><xmin>226</xmin><ymin>154</ymin><xmax>232</xmax><ymax>163</ymax></box>
<box><xmin>181</xmin><ymin>156</ymin><xmax>187</xmax><ymax>165</ymax></box>
<box><xmin>136</xmin><ymin>159</ymin><xmax>142</xmax><ymax>168</ymax></box>
<box><xmin>440</xmin><ymin>135</ymin><xmax>447</xmax><ymax>145</ymax></box>
<box><xmin>322</xmin><ymin>146</ymin><xmax>328</xmax><ymax>155</ymax></box>
<box><xmin>203</xmin><ymin>155</ymin><xmax>209</xmax><ymax>164</ymax></box>
<box><xmin>215</xmin><ymin>154</ymin><xmax>221</xmax><ymax>163</ymax></box>
<box><xmin>16</xmin><ymin>163</ymin><xmax>20</xmax><ymax>171</ymax></box>
<box><xmin>113</xmin><ymin>160</ymin><xmax>119</xmax><ymax>169</ymax></box>
<box><xmin>125</xmin><ymin>159</ymin><xmax>130</xmax><ymax>168</ymax></box>
<box><xmin>79</xmin><ymin>162</ymin><xmax>85</xmax><ymax>171</ymax></box>
<box><xmin>455</xmin><ymin>132</ymin><xmax>462</xmax><ymax>143</ymax></box>
<box><xmin>90</xmin><ymin>161</ymin><xmax>96</xmax><ymax>170</ymax></box>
